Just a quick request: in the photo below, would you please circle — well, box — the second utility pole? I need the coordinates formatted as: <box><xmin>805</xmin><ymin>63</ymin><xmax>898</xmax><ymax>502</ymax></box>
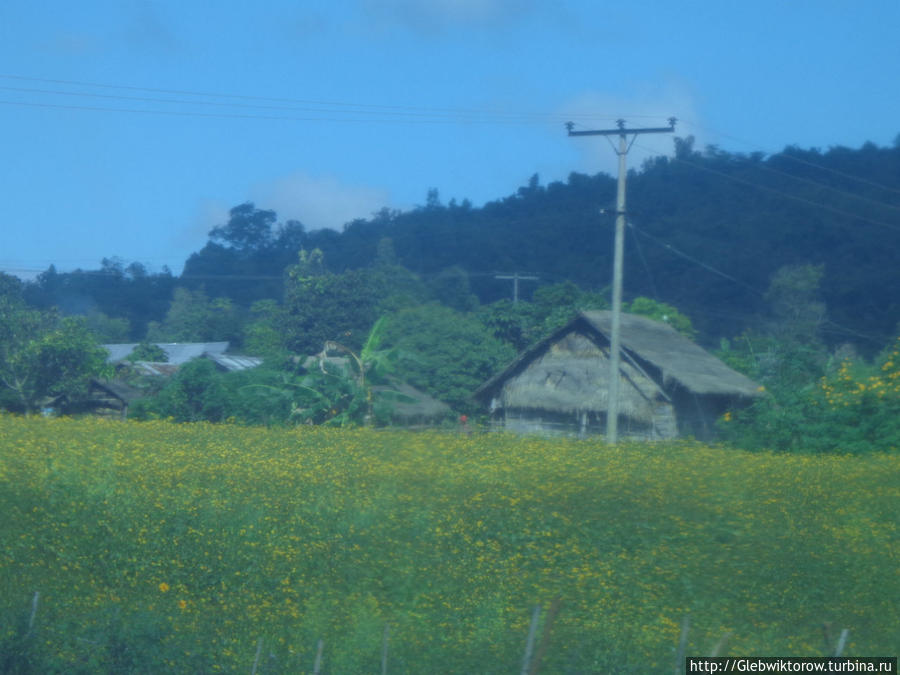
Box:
<box><xmin>567</xmin><ymin>117</ymin><xmax>675</xmax><ymax>443</ymax></box>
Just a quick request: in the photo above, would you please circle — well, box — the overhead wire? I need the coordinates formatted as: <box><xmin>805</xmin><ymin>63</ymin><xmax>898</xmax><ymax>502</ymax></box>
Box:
<box><xmin>3</xmin><ymin>74</ymin><xmax>896</xmax><ymax>344</ymax></box>
<box><xmin>676</xmin><ymin>117</ymin><xmax>900</xmax><ymax>198</ymax></box>
<box><xmin>626</xmin><ymin>222</ymin><xmax>764</xmax><ymax>296</ymax></box>
<box><xmin>0</xmin><ymin>73</ymin><xmax>662</xmax><ymax>127</ymax></box>
<box><xmin>633</xmin><ymin>141</ymin><xmax>900</xmax><ymax>234</ymax></box>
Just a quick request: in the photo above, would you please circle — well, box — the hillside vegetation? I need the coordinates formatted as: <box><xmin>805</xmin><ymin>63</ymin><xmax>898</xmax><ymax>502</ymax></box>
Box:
<box><xmin>20</xmin><ymin>138</ymin><xmax>900</xmax><ymax>351</ymax></box>
<box><xmin>2</xmin><ymin>416</ymin><xmax>897</xmax><ymax>672</ymax></box>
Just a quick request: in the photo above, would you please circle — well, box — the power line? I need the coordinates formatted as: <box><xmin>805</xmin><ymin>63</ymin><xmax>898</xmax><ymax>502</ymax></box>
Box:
<box><xmin>0</xmin><ymin>85</ymin><xmax>569</xmax><ymax>125</ymax></box>
<box><xmin>724</xmin><ymin>155</ymin><xmax>900</xmax><ymax>215</ymax></box>
<box><xmin>627</xmin><ymin>223</ymin><xmax>764</xmax><ymax>296</ymax></box>
<box><xmin>640</xmin><ymin>144</ymin><xmax>900</xmax><ymax>234</ymax></box>
<box><xmin>494</xmin><ymin>272</ymin><xmax>539</xmax><ymax>303</ymax></box>
<box><xmin>627</xmin><ymin>222</ymin><xmax>659</xmax><ymax>300</ymax></box>
<box><xmin>624</xmin><ymin>223</ymin><xmax>890</xmax><ymax>346</ymax></box>
<box><xmin>0</xmin><ymin>98</ymin><xmax>546</xmax><ymax>125</ymax></box>
<box><xmin>0</xmin><ymin>73</ymin><xmax>665</xmax><ymax>127</ymax></box>
<box><xmin>677</xmin><ymin>118</ymin><xmax>900</xmax><ymax>198</ymax></box>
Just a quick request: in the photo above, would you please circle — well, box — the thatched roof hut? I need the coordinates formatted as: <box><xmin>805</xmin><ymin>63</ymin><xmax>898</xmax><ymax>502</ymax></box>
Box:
<box><xmin>475</xmin><ymin>311</ymin><xmax>761</xmax><ymax>440</ymax></box>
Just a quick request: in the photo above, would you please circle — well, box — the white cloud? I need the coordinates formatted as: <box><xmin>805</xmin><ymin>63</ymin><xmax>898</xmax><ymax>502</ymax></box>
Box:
<box><xmin>558</xmin><ymin>82</ymin><xmax>703</xmax><ymax>176</ymax></box>
<box><xmin>251</xmin><ymin>173</ymin><xmax>391</xmax><ymax>232</ymax></box>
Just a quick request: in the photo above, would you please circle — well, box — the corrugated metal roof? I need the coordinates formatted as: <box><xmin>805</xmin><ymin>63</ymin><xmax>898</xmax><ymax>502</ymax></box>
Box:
<box><xmin>104</xmin><ymin>343</ymin><xmax>140</xmax><ymax>362</ymax></box>
<box><xmin>104</xmin><ymin>342</ymin><xmax>230</xmax><ymax>365</ymax></box>
<box><xmin>207</xmin><ymin>353</ymin><xmax>263</xmax><ymax>372</ymax></box>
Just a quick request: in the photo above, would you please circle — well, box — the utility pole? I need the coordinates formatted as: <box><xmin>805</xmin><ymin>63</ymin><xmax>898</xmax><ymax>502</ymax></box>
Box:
<box><xmin>567</xmin><ymin>117</ymin><xmax>675</xmax><ymax>443</ymax></box>
<box><xmin>495</xmin><ymin>272</ymin><xmax>538</xmax><ymax>304</ymax></box>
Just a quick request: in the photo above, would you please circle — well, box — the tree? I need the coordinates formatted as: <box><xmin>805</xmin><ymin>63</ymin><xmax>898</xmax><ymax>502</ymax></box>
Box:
<box><xmin>242</xmin><ymin>299</ymin><xmax>287</xmax><ymax>357</ymax></box>
<box><xmin>127</xmin><ymin>342</ymin><xmax>168</xmax><ymax>362</ymax></box>
<box><xmin>130</xmin><ymin>359</ymin><xmax>228</xmax><ymax>423</ymax></box>
<box><xmin>209</xmin><ymin>202</ymin><xmax>277</xmax><ymax>253</ymax></box>
<box><xmin>282</xmin><ymin>249</ymin><xmax>427</xmax><ymax>355</ymax></box>
<box><xmin>764</xmin><ymin>263</ymin><xmax>826</xmax><ymax>345</ymax></box>
<box><xmin>429</xmin><ymin>266</ymin><xmax>478</xmax><ymax>312</ymax></box>
<box><xmin>626</xmin><ymin>297</ymin><xmax>696</xmax><ymax>339</ymax></box>
<box><xmin>284</xmin><ymin>259</ymin><xmax>380</xmax><ymax>355</ymax></box>
<box><xmin>478</xmin><ymin>281</ymin><xmax>608</xmax><ymax>351</ymax></box>
<box><xmin>0</xmin><ymin>301</ymin><xmax>110</xmax><ymax>415</ymax></box>
<box><xmin>84</xmin><ymin>310</ymin><xmax>131</xmax><ymax>343</ymax></box>
<box><xmin>295</xmin><ymin>317</ymin><xmax>402</xmax><ymax>426</ymax></box>
<box><xmin>146</xmin><ymin>288</ymin><xmax>243</xmax><ymax>344</ymax></box>
<box><xmin>380</xmin><ymin>304</ymin><xmax>516</xmax><ymax>412</ymax></box>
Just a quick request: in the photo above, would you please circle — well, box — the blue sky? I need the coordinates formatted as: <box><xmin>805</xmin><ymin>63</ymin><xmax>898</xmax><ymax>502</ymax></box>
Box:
<box><xmin>1</xmin><ymin>0</ymin><xmax>898</xmax><ymax>278</ymax></box>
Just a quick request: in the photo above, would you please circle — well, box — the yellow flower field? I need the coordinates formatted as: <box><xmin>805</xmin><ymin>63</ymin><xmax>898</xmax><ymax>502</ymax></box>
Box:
<box><xmin>1</xmin><ymin>415</ymin><xmax>897</xmax><ymax>672</ymax></box>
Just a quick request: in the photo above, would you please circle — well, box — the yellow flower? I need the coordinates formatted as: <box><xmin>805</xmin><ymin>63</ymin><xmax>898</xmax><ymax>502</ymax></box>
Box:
<box><xmin>756</xmin><ymin>385</ymin><xmax>766</xmax><ymax>392</ymax></box>
<box><xmin>178</xmin><ymin>599</ymin><xmax>187</xmax><ymax>609</ymax></box>
<box><xmin>159</xmin><ymin>582</ymin><xmax>170</xmax><ymax>593</ymax></box>
<box><xmin>722</xmin><ymin>412</ymin><xmax>732</xmax><ymax>422</ymax></box>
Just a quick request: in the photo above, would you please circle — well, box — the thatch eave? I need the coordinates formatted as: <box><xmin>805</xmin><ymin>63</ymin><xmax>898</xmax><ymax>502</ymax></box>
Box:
<box><xmin>475</xmin><ymin>311</ymin><xmax>762</xmax><ymax>407</ymax></box>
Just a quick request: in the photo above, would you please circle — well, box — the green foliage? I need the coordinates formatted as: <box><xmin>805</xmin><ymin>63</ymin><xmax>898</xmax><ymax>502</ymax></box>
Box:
<box><xmin>146</xmin><ymin>288</ymin><xmax>243</xmax><ymax>345</ymax></box>
<box><xmin>130</xmin><ymin>319</ymin><xmax>414</xmax><ymax>428</ymax></box>
<box><xmin>242</xmin><ymin>299</ymin><xmax>287</xmax><ymax>357</ymax></box>
<box><xmin>284</xmin><ymin>250</ymin><xmax>380</xmax><ymax>355</ymax></box>
<box><xmin>18</xmin><ymin>140</ymin><xmax>900</xmax><ymax>355</ymax></box>
<box><xmin>284</xmin><ymin>250</ymin><xmax>429</xmax><ymax>356</ymax></box>
<box><xmin>290</xmin><ymin>317</ymin><xmax>409</xmax><ymax>427</ymax></box>
<box><xmin>24</xmin><ymin>260</ymin><xmax>176</xmax><ymax>340</ymax></box>
<box><xmin>127</xmin><ymin>342</ymin><xmax>168</xmax><ymax>362</ymax></box>
<box><xmin>83</xmin><ymin>310</ymin><xmax>131</xmax><ymax>343</ymax></box>
<box><xmin>626</xmin><ymin>296</ymin><xmax>697</xmax><ymax>339</ymax></box>
<box><xmin>720</xmin><ymin>338</ymin><xmax>900</xmax><ymax>453</ymax></box>
<box><xmin>222</xmin><ymin>363</ymin><xmax>301</xmax><ymax>427</ymax></box>
<box><xmin>208</xmin><ymin>202</ymin><xmax>276</xmax><ymax>252</ymax></box>
<box><xmin>764</xmin><ymin>263</ymin><xmax>826</xmax><ymax>344</ymax></box>
<box><xmin>130</xmin><ymin>360</ymin><xmax>228</xmax><ymax>423</ymax></box>
<box><xmin>0</xmin><ymin>298</ymin><xmax>110</xmax><ymax>414</ymax></box>
<box><xmin>3</xmin><ymin>418</ymin><xmax>898</xmax><ymax>671</ymax></box>
<box><xmin>381</xmin><ymin>304</ymin><xmax>516</xmax><ymax>412</ymax></box>
<box><xmin>478</xmin><ymin>281</ymin><xmax>608</xmax><ymax>351</ymax></box>
<box><xmin>290</xmin><ymin>360</ymin><xmax>373</xmax><ymax>427</ymax></box>
<box><xmin>428</xmin><ymin>266</ymin><xmax>479</xmax><ymax>312</ymax></box>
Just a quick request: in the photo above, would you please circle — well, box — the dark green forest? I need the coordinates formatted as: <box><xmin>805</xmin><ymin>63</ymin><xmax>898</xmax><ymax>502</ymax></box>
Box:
<box><xmin>3</xmin><ymin>137</ymin><xmax>900</xmax><ymax>451</ymax></box>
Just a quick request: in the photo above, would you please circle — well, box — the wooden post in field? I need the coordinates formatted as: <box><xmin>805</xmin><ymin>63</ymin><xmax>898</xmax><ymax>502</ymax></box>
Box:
<box><xmin>834</xmin><ymin>629</ymin><xmax>849</xmax><ymax>657</ymax></box>
<box><xmin>527</xmin><ymin>597</ymin><xmax>561</xmax><ymax>675</ymax></box>
<box><xmin>520</xmin><ymin>604</ymin><xmax>541</xmax><ymax>675</ymax></box>
<box><xmin>709</xmin><ymin>632</ymin><xmax>732</xmax><ymax>657</ymax></box>
<box><xmin>312</xmin><ymin>638</ymin><xmax>324</xmax><ymax>674</ymax></box>
<box><xmin>382</xmin><ymin>623</ymin><xmax>390</xmax><ymax>675</ymax></box>
<box><xmin>251</xmin><ymin>637</ymin><xmax>263</xmax><ymax>675</ymax></box>
<box><xmin>26</xmin><ymin>591</ymin><xmax>39</xmax><ymax>636</ymax></box>
<box><xmin>674</xmin><ymin>615</ymin><xmax>690</xmax><ymax>675</ymax></box>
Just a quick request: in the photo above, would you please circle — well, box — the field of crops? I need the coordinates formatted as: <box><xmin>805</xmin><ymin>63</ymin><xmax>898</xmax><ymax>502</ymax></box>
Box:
<box><xmin>1</xmin><ymin>415</ymin><xmax>898</xmax><ymax>673</ymax></box>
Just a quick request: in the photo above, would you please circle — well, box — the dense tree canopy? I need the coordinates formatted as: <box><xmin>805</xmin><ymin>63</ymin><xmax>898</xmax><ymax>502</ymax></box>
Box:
<box><xmin>7</xmin><ymin>138</ymin><xmax>900</xmax><ymax>445</ymax></box>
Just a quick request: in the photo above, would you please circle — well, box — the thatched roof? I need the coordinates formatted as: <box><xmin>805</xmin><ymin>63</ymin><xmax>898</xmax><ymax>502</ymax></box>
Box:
<box><xmin>488</xmin><ymin>330</ymin><xmax>663</xmax><ymax>421</ymax></box>
<box><xmin>372</xmin><ymin>378</ymin><xmax>453</xmax><ymax>423</ymax></box>
<box><xmin>582</xmin><ymin>311</ymin><xmax>760</xmax><ymax>396</ymax></box>
<box><xmin>301</xmin><ymin>356</ymin><xmax>452</xmax><ymax>423</ymax></box>
<box><xmin>475</xmin><ymin>311</ymin><xmax>761</xmax><ymax>415</ymax></box>
<box><xmin>90</xmin><ymin>379</ymin><xmax>144</xmax><ymax>403</ymax></box>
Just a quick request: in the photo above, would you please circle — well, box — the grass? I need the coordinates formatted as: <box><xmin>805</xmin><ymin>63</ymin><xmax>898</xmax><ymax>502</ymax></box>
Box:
<box><xmin>1</xmin><ymin>414</ymin><xmax>898</xmax><ymax>672</ymax></box>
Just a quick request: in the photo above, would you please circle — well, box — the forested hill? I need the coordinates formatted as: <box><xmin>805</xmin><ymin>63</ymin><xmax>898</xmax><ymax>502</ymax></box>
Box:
<box><xmin>181</xmin><ymin>137</ymin><xmax>900</xmax><ymax>346</ymax></box>
<box><xmin>25</xmin><ymin>137</ymin><xmax>900</xmax><ymax>349</ymax></box>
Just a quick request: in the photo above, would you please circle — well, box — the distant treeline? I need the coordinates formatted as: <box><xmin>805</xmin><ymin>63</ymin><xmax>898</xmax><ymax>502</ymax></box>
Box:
<box><xmin>21</xmin><ymin>136</ymin><xmax>900</xmax><ymax>352</ymax></box>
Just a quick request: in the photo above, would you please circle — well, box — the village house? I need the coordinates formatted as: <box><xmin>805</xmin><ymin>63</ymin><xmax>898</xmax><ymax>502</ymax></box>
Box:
<box><xmin>474</xmin><ymin>310</ymin><xmax>762</xmax><ymax>440</ymax></box>
<box><xmin>84</xmin><ymin>342</ymin><xmax>263</xmax><ymax>418</ymax></box>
